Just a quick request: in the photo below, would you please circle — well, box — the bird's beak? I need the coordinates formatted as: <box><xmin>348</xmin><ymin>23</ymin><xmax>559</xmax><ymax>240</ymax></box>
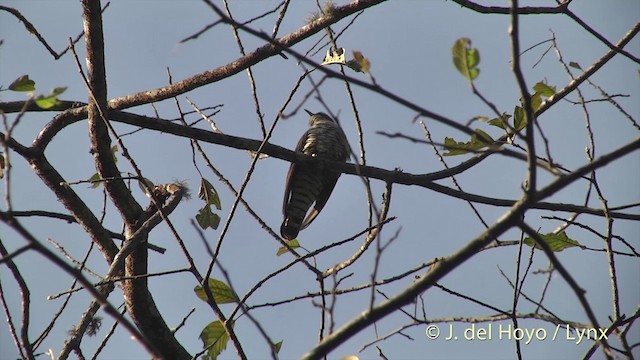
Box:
<box><xmin>304</xmin><ymin>109</ymin><xmax>314</xmax><ymax>116</ymax></box>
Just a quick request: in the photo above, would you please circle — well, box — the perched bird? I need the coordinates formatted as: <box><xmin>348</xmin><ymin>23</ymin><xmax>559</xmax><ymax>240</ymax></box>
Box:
<box><xmin>280</xmin><ymin>110</ymin><xmax>350</xmax><ymax>240</ymax></box>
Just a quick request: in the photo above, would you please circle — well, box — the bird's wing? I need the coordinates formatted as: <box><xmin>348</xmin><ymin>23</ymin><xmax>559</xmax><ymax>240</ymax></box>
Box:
<box><xmin>299</xmin><ymin>172</ymin><xmax>340</xmax><ymax>230</ymax></box>
<box><xmin>282</xmin><ymin>130</ymin><xmax>310</xmax><ymax>216</ymax></box>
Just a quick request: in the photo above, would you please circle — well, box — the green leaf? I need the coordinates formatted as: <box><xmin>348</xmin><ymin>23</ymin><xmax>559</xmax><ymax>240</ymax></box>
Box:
<box><xmin>35</xmin><ymin>86</ymin><xmax>67</xmax><ymax>109</ymax></box>
<box><xmin>533</xmin><ymin>82</ymin><xmax>556</xmax><ymax>97</ymax></box>
<box><xmin>199</xmin><ymin>178</ymin><xmax>222</xmax><ymax>210</ymax></box>
<box><xmin>347</xmin><ymin>50</ymin><xmax>371</xmax><ymax>74</ymax></box>
<box><xmin>9</xmin><ymin>75</ymin><xmax>36</xmax><ymax>92</ymax></box>
<box><xmin>194</xmin><ymin>278</ymin><xmax>239</xmax><ymax>304</ymax></box>
<box><xmin>443</xmin><ymin>137</ymin><xmax>470</xmax><ymax>156</ymax></box>
<box><xmin>523</xmin><ymin>231</ymin><xmax>582</xmax><ymax>252</ymax></box>
<box><xmin>452</xmin><ymin>38</ymin><xmax>480</xmax><ymax>81</ymax></box>
<box><xmin>486</xmin><ymin>113</ymin><xmax>512</xmax><ymax>130</ymax></box>
<box><xmin>272</xmin><ymin>340</ymin><xmax>283</xmax><ymax>353</ymax></box>
<box><xmin>513</xmin><ymin>105</ymin><xmax>527</xmax><ymax>132</ymax></box>
<box><xmin>88</xmin><ymin>172</ymin><xmax>102</xmax><ymax>188</ymax></box>
<box><xmin>568</xmin><ymin>61</ymin><xmax>582</xmax><ymax>70</ymax></box>
<box><xmin>200</xmin><ymin>320</ymin><xmax>232</xmax><ymax>360</ymax></box>
<box><xmin>529</xmin><ymin>82</ymin><xmax>556</xmax><ymax>112</ymax></box>
<box><xmin>531</xmin><ymin>92</ymin><xmax>543</xmax><ymax>112</ymax></box>
<box><xmin>473</xmin><ymin>129</ymin><xmax>493</xmax><ymax>143</ymax></box>
<box><xmin>195</xmin><ymin>205</ymin><xmax>221</xmax><ymax>230</ymax></box>
<box><xmin>443</xmin><ymin>129</ymin><xmax>494</xmax><ymax>156</ymax></box>
<box><xmin>276</xmin><ymin>239</ymin><xmax>300</xmax><ymax>256</ymax></box>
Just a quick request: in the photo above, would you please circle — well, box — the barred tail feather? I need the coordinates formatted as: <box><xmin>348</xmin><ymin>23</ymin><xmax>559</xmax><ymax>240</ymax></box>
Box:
<box><xmin>280</xmin><ymin>218</ymin><xmax>300</xmax><ymax>240</ymax></box>
<box><xmin>280</xmin><ymin>110</ymin><xmax>349</xmax><ymax>239</ymax></box>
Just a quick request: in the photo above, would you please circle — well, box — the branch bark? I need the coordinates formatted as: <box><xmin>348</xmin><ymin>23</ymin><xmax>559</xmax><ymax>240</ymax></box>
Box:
<box><xmin>80</xmin><ymin>1</ymin><xmax>190</xmax><ymax>358</ymax></box>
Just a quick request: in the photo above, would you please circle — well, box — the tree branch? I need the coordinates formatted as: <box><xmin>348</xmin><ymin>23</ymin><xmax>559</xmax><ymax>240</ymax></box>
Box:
<box><xmin>300</xmin><ymin>135</ymin><xmax>639</xmax><ymax>358</ymax></box>
<box><xmin>80</xmin><ymin>1</ymin><xmax>189</xmax><ymax>358</ymax></box>
<box><xmin>451</xmin><ymin>0</ymin><xmax>639</xmax><ymax>63</ymax></box>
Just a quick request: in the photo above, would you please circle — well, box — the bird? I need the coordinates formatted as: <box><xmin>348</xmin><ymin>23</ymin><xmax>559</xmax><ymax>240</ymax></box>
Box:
<box><xmin>280</xmin><ymin>110</ymin><xmax>350</xmax><ymax>240</ymax></box>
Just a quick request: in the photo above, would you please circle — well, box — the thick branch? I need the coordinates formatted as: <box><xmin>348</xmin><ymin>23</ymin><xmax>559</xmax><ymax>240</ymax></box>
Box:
<box><xmin>81</xmin><ymin>2</ymin><xmax>188</xmax><ymax>359</ymax></box>
<box><xmin>82</xmin><ymin>0</ymin><xmax>142</xmax><ymax>225</ymax></box>
<box><xmin>122</xmin><ymin>186</ymin><xmax>191</xmax><ymax>360</ymax></box>
<box><xmin>116</xmin><ymin>0</ymin><xmax>386</xmax><ymax>111</ymax></box>
<box><xmin>14</xmin><ymin>146</ymin><xmax>120</xmax><ymax>262</ymax></box>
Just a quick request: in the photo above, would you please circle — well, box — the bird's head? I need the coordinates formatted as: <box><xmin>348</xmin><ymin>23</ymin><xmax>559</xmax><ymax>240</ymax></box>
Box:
<box><xmin>305</xmin><ymin>109</ymin><xmax>335</xmax><ymax>126</ymax></box>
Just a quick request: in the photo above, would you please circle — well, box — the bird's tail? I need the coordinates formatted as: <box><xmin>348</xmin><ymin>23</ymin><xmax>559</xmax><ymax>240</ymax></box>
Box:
<box><xmin>280</xmin><ymin>218</ymin><xmax>300</xmax><ymax>240</ymax></box>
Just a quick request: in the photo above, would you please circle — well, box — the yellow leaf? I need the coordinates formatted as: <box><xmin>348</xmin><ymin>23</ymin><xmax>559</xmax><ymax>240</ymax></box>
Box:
<box><xmin>351</xmin><ymin>50</ymin><xmax>371</xmax><ymax>73</ymax></box>
<box><xmin>321</xmin><ymin>48</ymin><xmax>346</xmax><ymax>65</ymax></box>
